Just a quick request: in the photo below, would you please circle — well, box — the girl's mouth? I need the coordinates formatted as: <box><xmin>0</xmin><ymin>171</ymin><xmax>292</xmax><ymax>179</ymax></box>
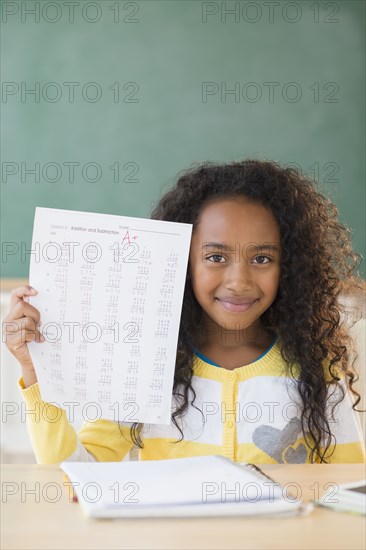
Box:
<box><xmin>215</xmin><ymin>298</ymin><xmax>258</xmax><ymax>313</ymax></box>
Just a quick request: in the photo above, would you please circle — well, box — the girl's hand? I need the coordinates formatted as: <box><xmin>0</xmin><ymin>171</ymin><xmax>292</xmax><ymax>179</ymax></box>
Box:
<box><xmin>2</xmin><ymin>285</ymin><xmax>44</xmax><ymax>376</ymax></box>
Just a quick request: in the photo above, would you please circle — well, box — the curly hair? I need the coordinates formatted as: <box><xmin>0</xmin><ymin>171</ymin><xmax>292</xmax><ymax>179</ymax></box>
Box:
<box><xmin>120</xmin><ymin>158</ymin><xmax>365</xmax><ymax>463</ymax></box>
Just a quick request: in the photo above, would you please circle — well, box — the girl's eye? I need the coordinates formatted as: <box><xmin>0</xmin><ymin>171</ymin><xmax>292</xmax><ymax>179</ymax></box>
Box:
<box><xmin>253</xmin><ymin>255</ymin><xmax>271</xmax><ymax>264</ymax></box>
<box><xmin>207</xmin><ymin>254</ymin><xmax>226</xmax><ymax>263</ymax></box>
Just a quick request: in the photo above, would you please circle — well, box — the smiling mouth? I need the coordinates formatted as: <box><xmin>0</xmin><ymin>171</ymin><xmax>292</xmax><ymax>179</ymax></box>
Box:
<box><xmin>215</xmin><ymin>298</ymin><xmax>258</xmax><ymax>313</ymax></box>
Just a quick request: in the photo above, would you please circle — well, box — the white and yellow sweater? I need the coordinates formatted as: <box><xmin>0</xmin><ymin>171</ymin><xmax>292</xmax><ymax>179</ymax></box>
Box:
<box><xmin>17</xmin><ymin>336</ymin><xmax>365</xmax><ymax>464</ymax></box>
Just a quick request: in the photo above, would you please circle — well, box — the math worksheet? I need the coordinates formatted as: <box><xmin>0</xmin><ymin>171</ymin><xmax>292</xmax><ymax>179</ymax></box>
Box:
<box><xmin>27</xmin><ymin>207</ymin><xmax>192</xmax><ymax>424</ymax></box>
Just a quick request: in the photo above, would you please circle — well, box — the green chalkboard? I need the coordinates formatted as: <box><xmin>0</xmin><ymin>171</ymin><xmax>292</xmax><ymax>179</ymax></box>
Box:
<box><xmin>1</xmin><ymin>0</ymin><xmax>365</xmax><ymax>277</ymax></box>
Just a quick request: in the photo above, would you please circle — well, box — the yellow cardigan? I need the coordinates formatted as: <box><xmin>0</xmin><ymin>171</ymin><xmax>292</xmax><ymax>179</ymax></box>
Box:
<box><xmin>17</xmin><ymin>337</ymin><xmax>366</xmax><ymax>464</ymax></box>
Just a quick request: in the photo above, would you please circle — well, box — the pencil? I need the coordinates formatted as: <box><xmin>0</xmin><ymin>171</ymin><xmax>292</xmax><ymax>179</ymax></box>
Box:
<box><xmin>63</xmin><ymin>473</ymin><xmax>78</xmax><ymax>503</ymax></box>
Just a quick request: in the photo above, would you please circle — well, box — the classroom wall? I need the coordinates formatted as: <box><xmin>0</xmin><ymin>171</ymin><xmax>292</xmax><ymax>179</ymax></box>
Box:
<box><xmin>1</xmin><ymin>0</ymin><xmax>365</xmax><ymax>278</ymax></box>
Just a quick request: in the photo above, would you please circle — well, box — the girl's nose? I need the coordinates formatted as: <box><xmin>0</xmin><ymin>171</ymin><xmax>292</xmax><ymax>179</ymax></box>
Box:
<box><xmin>224</xmin><ymin>260</ymin><xmax>254</xmax><ymax>292</ymax></box>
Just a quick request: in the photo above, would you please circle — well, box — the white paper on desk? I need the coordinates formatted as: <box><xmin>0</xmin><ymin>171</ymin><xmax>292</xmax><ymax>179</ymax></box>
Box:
<box><xmin>27</xmin><ymin>207</ymin><xmax>192</xmax><ymax>424</ymax></box>
<box><xmin>62</xmin><ymin>456</ymin><xmax>283</xmax><ymax>507</ymax></box>
<box><xmin>60</xmin><ymin>456</ymin><xmax>313</xmax><ymax>518</ymax></box>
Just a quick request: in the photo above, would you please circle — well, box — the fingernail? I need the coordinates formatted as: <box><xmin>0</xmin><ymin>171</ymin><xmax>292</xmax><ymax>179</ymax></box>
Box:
<box><xmin>40</xmin><ymin>335</ymin><xmax>45</xmax><ymax>342</ymax></box>
<box><xmin>29</xmin><ymin>288</ymin><xmax>37</xmax><ymax>293</ymax></box>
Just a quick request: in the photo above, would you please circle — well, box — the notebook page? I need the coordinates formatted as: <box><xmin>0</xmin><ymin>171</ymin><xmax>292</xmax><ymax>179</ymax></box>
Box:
<box><xmin>61</xmin><ymin>455</ymin><xmax>284</xmax><ymax>508</ymax></box>
<box><xmin>27</xmin><ymin>207</ymin><xmax>192</xmax><ymax>424</ymax></box>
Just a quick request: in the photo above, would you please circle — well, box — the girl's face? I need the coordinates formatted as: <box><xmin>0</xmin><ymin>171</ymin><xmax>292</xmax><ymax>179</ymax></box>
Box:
<box><xmin>188</xmin><ymin>197</ymin><xmax>281</xmax><ymax>344</ymax></box>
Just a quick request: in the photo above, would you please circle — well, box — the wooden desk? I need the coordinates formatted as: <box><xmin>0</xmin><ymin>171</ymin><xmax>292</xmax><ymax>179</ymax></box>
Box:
<box><xmin>1</xmin><ymin>464</ymin><xmax>365</xmax><ymax>550</ymax></box>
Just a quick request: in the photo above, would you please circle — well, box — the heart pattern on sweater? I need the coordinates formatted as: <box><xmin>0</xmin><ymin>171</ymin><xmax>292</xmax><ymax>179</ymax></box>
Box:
<box><xmin>252</xmin><ymin>417</ymin><xmax>309</xmax><ymax>463</ymax></box>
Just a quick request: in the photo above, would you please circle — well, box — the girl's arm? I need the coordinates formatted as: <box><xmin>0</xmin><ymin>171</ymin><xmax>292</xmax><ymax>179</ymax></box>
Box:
<box><xmin>17</xmin><ymin>377</ymin><xmax>135</xmax><ymax>464</ymax></box>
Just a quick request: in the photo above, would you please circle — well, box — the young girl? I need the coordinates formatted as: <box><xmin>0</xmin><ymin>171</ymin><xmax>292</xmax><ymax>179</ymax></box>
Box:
<box><xmin>4</xmin><ymin>159</ymin><xmax>366</xmax><ymax>464</ymax></box>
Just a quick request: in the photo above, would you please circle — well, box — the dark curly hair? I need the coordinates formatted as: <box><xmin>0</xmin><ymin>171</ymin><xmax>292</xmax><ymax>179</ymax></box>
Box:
<box><xmin>120</xmin><ymin>158</ymin><xmax>365</xmax><ymax>463</ymax></box>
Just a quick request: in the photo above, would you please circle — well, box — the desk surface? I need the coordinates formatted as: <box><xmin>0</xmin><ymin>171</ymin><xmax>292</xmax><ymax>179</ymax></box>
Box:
<box><xmin>1</xmin><ymin>464</ymin><xmax>365</xmax><ymax>550</ymax></box>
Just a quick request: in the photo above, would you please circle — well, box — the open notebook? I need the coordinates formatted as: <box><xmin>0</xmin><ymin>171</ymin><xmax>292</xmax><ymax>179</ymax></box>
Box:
<box><xmin>60</xmin><ymin>455</ymin><xmax>314</xmax><ymax>518</ymax></box>
<box><xmin>315</xmin><ymin>479</ymin><xmax>366</xmax><ymax>515</ymax></box>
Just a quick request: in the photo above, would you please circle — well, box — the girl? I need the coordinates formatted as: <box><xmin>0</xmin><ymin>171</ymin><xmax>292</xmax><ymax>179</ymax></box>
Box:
<box><xmin>4</xmin><ymin>159</ymin><xmax>366</xmax><ymax>464</ymax></box>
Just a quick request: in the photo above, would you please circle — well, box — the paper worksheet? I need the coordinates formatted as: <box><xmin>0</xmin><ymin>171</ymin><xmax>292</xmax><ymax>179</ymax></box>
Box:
<box><xmin>27</xmin><ymin>207</ymin><xmax>192</xmax><ymax>424</ymax></box>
